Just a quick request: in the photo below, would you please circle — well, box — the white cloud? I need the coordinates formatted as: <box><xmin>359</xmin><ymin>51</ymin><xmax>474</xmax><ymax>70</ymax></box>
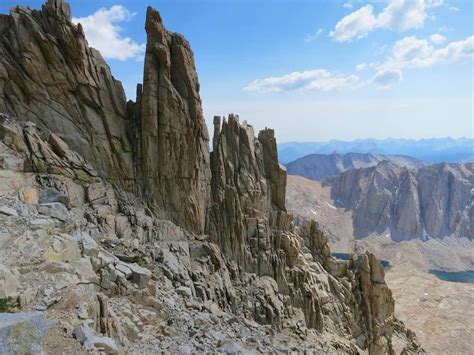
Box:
<box><xmin>380</xmin><ymin>35</ymin><xmax>474</xmax><ymax>70</ymax></box>
<box><xmin>371</xmin><ymin>68</ymin><xmax>403</xmax><ymax>88</ymax></box>
<box><xmin>72</xmin><ymin>5</ymin><xmax>145</xmax><ymax>61</ymax></box>
<box><xmin>330</xmin><ymin>0</ymin><xmax>446</xmax><ymax>42</ymax></box>
<box><xmin>245</xmin><ymin>34</ymin><xmax>473</xmax><ymax>94</ymax></box>
<box><xmin>305</xmin><ymin>28</ymin><xmax>324</xmax><ymax>43</ymax></box>
<box><xmin>392</xmin><ymin>36</ymin><xmax>433</xmax><ymax>63</ymax></box>
<box><xmin>448</xmin><ymin>5</ymin><xmax>459</xmax><ymax>11</ymax></box>
<box><xmin>243</xmin><ymin>69</ymin><xmax>359</xmax><ymax>93</ymax></box>
<box><xmin>415</xmin><ymin>35</ymin><xmax>474</xmax><ymax>67</ymax></box>
<box><xmin>330</xmin><ymin>5</ymin><xmax>377</xmax><ymax>42</ymax></box>
<box><xmin>377</xmin><ymin>0</ymin><xmax>427</xmax><ymax>31</ymax></box>
<box><xmin>430</xmin><ymin>33</ymin><xmax>446</xmax><ymax>44</ymax></box>
<box><xmin>343</xmin><ymin>2</ymin><xmax>353</xmax><ymax>9</ymax></box>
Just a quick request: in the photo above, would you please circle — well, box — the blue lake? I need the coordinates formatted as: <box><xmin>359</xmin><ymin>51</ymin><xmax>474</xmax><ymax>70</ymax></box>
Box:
<box><xmin>429</xmin><ymin>270</ymin><xmax>474</xmax><ymax>283</ymax></box>
<box><xmin>332</xmin><ymin>253</ymin><xmax>390</xmax><ymax>269</ymax></box>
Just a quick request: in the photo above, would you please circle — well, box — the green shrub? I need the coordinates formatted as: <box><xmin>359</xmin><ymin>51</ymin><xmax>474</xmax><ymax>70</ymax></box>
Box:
<box><xmin>0</xmin><ymin>297</ymin><xmax>16</xmax><ymax>312</ymax></box>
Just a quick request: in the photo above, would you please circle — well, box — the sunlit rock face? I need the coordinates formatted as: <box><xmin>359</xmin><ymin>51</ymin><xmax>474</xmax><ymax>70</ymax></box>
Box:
<box><xmin>0</xmin><ymin>0</ymin><xmax>135</xmax><ymax>187</ymax></box>
<box><xmin>137</xmin><ymin>7</ymin><xmax>211</xmax><ymax>234</ymax></box>
<box><xmin>329</xmin><ymin>161</ymin><xmax>473</xmax><ymax>241</ymax></box>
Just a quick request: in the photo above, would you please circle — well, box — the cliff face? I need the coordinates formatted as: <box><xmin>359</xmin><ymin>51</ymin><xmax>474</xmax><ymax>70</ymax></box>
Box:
<box><xmin>137</xmin><ymin>7</ymin><xmax>211</xmax><ymax>233</ymax></box>
<box><xmin>0</xmin><ymin>0</ymin><xmax>135</xmax><ymax>187</ymax></box>
<box><xmin>0</xmin><ymin>1</ymin><xmax>423</xmax><ymax>353</ymax></box>
<box><xmin>329</xmin><ymin>161</ymin><xmax>473</xmax><ymax>241</ymax></box>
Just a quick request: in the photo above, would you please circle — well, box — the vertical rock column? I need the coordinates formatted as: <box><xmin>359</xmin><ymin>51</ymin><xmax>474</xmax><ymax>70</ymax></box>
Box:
<box><xmin>140</xmin><ymin>7</ymin><xmax>211</xmax><ymax>233</ymax></box>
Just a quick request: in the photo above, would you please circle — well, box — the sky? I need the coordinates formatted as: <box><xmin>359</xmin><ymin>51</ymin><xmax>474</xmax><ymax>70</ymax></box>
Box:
<box><xmin>1</xmin><ymin>0</ymin><xmax>473</xmax><ymax>142</ymax></box>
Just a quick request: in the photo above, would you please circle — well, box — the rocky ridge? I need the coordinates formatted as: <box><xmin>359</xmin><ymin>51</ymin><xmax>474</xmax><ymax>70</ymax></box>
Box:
<box><xmin>0</xmin><ymin>1</ymin><xmax>422</xmax><ymax>353</ymax></box>
<box><xmin>285</xmin><ymin>152</ymin><xmax>426</xmax><ymax>181</ymax></box>
<box><xmin>327</xmin><ymin>161</ymin><xmax>473</xmax><ymax>241</ymax></box>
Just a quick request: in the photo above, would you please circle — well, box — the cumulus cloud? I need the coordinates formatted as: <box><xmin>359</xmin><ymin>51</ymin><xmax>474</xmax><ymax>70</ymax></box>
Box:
<box><xmin>377</xmin><ymin>0</ymin><xmax>427</xmax><ymax>31</ymax></box>
<box><xmin>371</xmin><ymin>68</ymin><xmax>403</xmax><ymax>88</ymax></box>
<box><xmin>380</xmin><ymin>35</ymin><xmax>473</xmax><ymax>70</ymax></box>
<box><xmin>305</xmin><ymin>28</ymin><xmax>324</xmax><ymax>43</ymax></box>
<box><xmin>245</xmin><ymin>34</ymin><xmax>473</xmax><ymax>94</ymax></box>
<box><xmin>330</xmin><ymin>0</ymin><xmax>445</xmax><ymax>42</ymax></box>
<box><xmin>72</xmin><ymin>5</ymin><xmax>145</xmax><ymax>61</ymax></box>
<box><xmin>430</xmin><ymin>33</ymin><xmax>446</xmax><ymax>44</ymax></box>
<box><xmin>243</xmin><ymin>70</ymin><xmax>359</xmax><ymax>93</ymax></box>
<box><xmin>330</xmin><ymin>5</ymin><xmax>377</xmax><ymax>42</ymax></box>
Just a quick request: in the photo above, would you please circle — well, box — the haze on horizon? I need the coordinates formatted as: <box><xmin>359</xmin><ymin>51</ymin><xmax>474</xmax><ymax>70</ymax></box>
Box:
<box><xmin>2</xmin><ymin>0</ymin><xmax>472</xmax><ymax>142</ymax></box>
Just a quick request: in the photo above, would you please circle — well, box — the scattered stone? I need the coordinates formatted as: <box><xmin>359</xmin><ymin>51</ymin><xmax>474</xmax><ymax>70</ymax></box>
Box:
<box><xmin>19</xmin><ymin>187</ymin><xmax>39</xmax><ymax>205</ymax></box>
<box><xmin>39</xmin><ymin>188</ymin><xmax>70</xmax><ymax>209</ymax></box>
<box><xmin>0</xmin><ymin>206</ymin><xmax>18</xmax><ymax>217</ymax></box>
<box><xmin>38</xmin><ymin>202</ymin><xmax>69</xmax><ymax>221</ymax></box>
<box><xmin>0</xmin><ymin>264</ymin><xmax>17</xmax><ymax>299</ymax></box>
<box><xmin>176</xmin><ymin>286</ymin><xmax>193</xmax><ymax>298</ymax></box>
<box><xmin>29</xmin><ymin>219</ymin><xmax>53</xmax><ymax>230</ymax></box>
<box><xmin>0</xmin><ymin>155</ymin><xmax>24</xmax><ymax>171</ymax></box>
<box><xmin>128</xmin><ymin>263</ymin><xmax>152</xmax><ymax>288</ymax></box>
<box><xmin>73</xmin><ymin>324</ymin><xmax>118</xmax><ymax>354</ymax></box>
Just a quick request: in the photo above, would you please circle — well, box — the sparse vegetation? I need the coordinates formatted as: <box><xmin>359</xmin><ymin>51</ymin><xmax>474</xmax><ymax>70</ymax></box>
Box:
<box><xmin>0</xmin><ymin>297</ymin><xmax>16</xmax><ymax>313</ymax></box>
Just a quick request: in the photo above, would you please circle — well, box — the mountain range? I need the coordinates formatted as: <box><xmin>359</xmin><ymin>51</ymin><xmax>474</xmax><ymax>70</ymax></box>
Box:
<box><xmin>278</xmin><ymin>138</ymin><xmax>474</xmax><ymax>164</ymax></box>
<box><xmin>286</xmin><ymin>152</ymin><xmax>426</xmax><ymax>181</ymax></box>
<box><xmin>327</xmin><ymin>161</ymin><xmax>473</xmax><ymax>241</ymax></box>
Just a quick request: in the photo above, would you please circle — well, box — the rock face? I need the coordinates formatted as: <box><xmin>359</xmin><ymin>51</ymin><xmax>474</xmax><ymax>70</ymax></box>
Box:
<box><xmin>0</xmin><ymin>1</ymin><xmax>211</xmax><ymax>234</ymax></box>
<box><xmin>328</xmin><ymin>161</ymin><xmax>473</xmax><ymax>241</ymax></box>
<box><xmin>286</xmin><ymin>152</ymin><xmax>427</xmax><ymax>181</ymax></box>
<box><xmin>0</xmin><ymin>1</ymin><xmax>424</xmax><ymax>354</ymax></box>
<box><xmin>136</xmin><ymin>7</ymin><xmax>211</xmax><ymax>233</ymax></box>
<box><xmin>207</xmin><ymin>115</ymin><xmax>413</xmax><ymax>353</ymax></box>
<box><xmin>0</xmin><ymin>0</ymin><xmax>134</xmax><ymax>187</ymax></box>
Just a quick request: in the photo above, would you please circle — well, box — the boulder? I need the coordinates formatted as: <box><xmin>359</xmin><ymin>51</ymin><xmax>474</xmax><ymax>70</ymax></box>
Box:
<box><xmin>73</xmin><ymin>324</ymin><xmax>118</xmax><ymax>354</ymax></box>
<box><xmin>0</xmin><ymin>206</ymin><xmax>18</xmax><ymax>217</ymax></box>
<box><xmin>128</xmin><ymin>263</ymin><xmax>152</xmax><ymax>289</ymax></box>
<box><xmin>0</xmin><ymin>264</ymin><xmax>17</xmax><ymax>299</ymax></box>
<box><xmin>39</xmin><ymin>188</ymin><xmax>70</xmax><ymax>209</ymax></box>
<box><xmin>19</xmin><ymin>187</ymin><xmax>39</xmax><ymax>204</ymax></box>
<box><xmin>0</xmin><ymin>313</ymin><xmax>54</xmax><ymax>354</ymax></box>
<box><xmin>38</xmin><ymin>202</ymin><xmax>69</xmax><ymax>221</ymax></box>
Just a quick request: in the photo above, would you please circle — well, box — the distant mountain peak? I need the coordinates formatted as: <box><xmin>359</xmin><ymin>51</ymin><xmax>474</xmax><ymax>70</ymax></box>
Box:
<box><xmin>278</xmin><ymin>138</ymin><xmax>474</xmax><ymax>164</ymax></box>
<box><xmin>285</xmin><ymin>151</ymin><xmax>426</xmax><ymax>181</ymax></box>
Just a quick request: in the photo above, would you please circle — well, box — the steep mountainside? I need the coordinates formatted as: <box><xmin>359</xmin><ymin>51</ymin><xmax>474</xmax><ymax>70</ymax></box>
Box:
<box><xmin>286</xmin><ymin>152</ymin><xmax>426</xmax><ymax>181</ymax></box>
<box><xmin>327</xmin><ymin>161</ymin><xmax>473</xmax><ymax>241</ymax></box>
<box><xmin>285</xmin><ymin>175</ymin><xmax>474</xmax><ymax>355</ymax></box>
<box><xmin>278</xmin><ymin>138</ymin><xmax>474</xmax><ymax>164</ymax></box>
<box><xmin>0</xmin><ymin>1</ymin><xmax>422</xmax><ymax>353</ymax></box>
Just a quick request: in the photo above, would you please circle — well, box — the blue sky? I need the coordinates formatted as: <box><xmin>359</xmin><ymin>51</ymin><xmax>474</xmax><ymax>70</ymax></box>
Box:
<box><xmin>1</xmin><ymin>0</ymin><xmax>473</xmax><ymax>142</ymax></box>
